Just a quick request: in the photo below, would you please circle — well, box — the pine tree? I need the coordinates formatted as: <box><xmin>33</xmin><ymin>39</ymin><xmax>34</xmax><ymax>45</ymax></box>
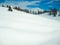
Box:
<box><xmin>49</xmin><ymin>8</ymin><xmax>53</xmax><ymax>15</ymax></box>
<box><xmin>8</xmin><ymin>6</ymin><xmax>13</xmax><ymax>12</ymax></box>
<box><xmin>2</xmin><ymin>5</ymin><xmax>4</xmax><ymax>7</ymax></box>
<box><xmin>38</xmin><ymin>10</ymin><xmax>40</xmax><ymax>14</ymax></box>
<box><xmin>59</xmin><ymin>10</ymin><xmax>60</xmax><ymax>16</ymax></box>
<box><xmin>52</xmin><ymin>8</ymin><xmax>57</xmax><ymax>17</ymax></box>
<box><xmin>13</xmin><ymin>6</ymin><xmax>17</xmax><ymax>9</ymax></box>
<box><xmin>6</xmin><ymin>5</ymin><xmax>9</xmax><ymax>8</ymax></box>
<box><xmin>24</xmin><ymin>9</ymin><xmax>29</xmax><ymax>13</ymax></box>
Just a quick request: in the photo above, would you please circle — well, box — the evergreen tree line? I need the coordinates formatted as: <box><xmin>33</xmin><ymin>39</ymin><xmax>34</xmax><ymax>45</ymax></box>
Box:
<box><xmin>13</xmin><ymin>6</ymin><xmax>29</xmax><ymax>13</ymax></box>
<box><xmin>2</xmin><ymin>5</ymin><xmax>13</xmax><ymax>12</ymax></box>
<box><xmin>49</xmin><ymin>8</ymin><xmax>58</xmax><ymax>17</ymax></box>
<box><xmin>1</xmin><ymin>5</ymin><xmax>45</xmax><ymax>14</ymax></box>
<box><xmin>1</xmin><ymin>5</ymin><xmax>60</xmax><ymax>17</ymax></box>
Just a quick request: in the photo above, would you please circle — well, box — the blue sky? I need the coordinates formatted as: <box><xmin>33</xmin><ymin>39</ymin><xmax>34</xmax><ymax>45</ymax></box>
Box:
<box><xmin>0</xmin><ymin>0</ymin><xmax>60</xmax><ymax>10</ymax></box>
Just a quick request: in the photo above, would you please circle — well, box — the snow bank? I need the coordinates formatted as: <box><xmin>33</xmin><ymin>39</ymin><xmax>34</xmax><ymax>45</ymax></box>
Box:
<box><xmin>0</xmin><ymin>7</ymin><xmax>60</xmax><ymax>45</ymax></box>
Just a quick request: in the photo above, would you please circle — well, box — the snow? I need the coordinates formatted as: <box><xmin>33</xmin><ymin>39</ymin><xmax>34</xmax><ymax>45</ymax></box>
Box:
<box><xmin>30</xmin><ymin>8</ymin><xmax>44</xmax><ymax>11</ymax></box>
<box><xmin>0</xmin><ymin>7</ymin><xmax>60</xmax><ymax>45</ymax></box>
<box><xmin>29</xmin><ymin>8</ymin><xmax>44</xmax><ymax>14</ymax></box>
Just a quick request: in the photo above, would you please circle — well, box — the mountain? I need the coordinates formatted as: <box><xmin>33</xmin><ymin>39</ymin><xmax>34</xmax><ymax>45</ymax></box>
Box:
<box><xmin>28</xmin><ymin>7</ymin><xmax>44</xmax><ymax>14</ymax></box>
<box><xmin>0</xmin><ymin>7</ymin><xmax>60</xmax><ymax>45</ymax></box>
<box><xmin>31</xmin><ymin>8</ymin><xmax>44</xmax><ymax>11</ymax></box>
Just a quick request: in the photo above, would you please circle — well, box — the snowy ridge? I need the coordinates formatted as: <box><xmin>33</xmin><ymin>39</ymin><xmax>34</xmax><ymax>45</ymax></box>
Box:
<box><xmin>30</xmin><ymin>8</ymin><xmax>44</xmax><ymax>11</ymax></box>
<box><xmin>29</xmin><ymin>7</ymin><xmax>44</xmax><ymax>14</ymax></box>
<box><xmin>0</xmin><ymin>7</ymin><xmax>60</xmax><ymax>45</ymax></box>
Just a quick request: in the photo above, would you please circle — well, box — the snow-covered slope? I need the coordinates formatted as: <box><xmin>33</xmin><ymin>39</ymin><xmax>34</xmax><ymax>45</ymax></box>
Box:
<box><xmin>38</xmin><ymin>12</ymin><xmax>60</xmax><ymax>21</ymax></box>
<box><xmin>0</xmin><ymin>7</ymin><xmax>60</xmax><ymax>45</ymax></box>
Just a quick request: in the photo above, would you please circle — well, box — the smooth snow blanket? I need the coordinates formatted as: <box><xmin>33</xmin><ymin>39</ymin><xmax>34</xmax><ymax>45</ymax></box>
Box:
<box><xmin>0</xmin><ymin>7</ymin><xmax>60</xmax><ymax>45</ymax></box>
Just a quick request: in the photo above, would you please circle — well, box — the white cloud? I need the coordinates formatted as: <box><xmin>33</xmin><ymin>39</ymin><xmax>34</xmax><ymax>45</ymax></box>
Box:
<box><xmin>45</xmin><ymin>0</ymin><xmax>60</xmax><ymax>4</ymax></box>
<box><xmin>17</xmin><ymin>1</ymin><xmax>40</xmax><ymax>9</ymax></box>
<box><xmin>0</xmin><ymin>1</ymin><xmax>40</xmax><ymax>9</ymax></box>
<box><xmin>45</xmin><ymin>1</ymin><xmax>53</xmax><ymax>4</ymax></box>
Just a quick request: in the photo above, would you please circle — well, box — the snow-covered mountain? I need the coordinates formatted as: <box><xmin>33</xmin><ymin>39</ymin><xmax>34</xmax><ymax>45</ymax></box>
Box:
<box><xmin>30</xmin><ymin>8</ymin><xmax>44</xmax><ymax>11</ymax></box>
<box><xmin>29</xmin><ymin>8</ymin><xmax>44</xmax><ymax>14</ymax></box>
<box><xmin>0</xmin><ymin>7</ymin><xmax>60</xmax><ymax>45</ymax></box>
